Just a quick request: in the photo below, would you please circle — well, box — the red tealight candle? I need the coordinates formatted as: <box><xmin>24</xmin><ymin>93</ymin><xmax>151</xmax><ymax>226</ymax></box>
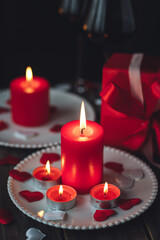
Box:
<box><xmin>90</xmin><ymin>182</ymin><xmax>121</xmax><ymax>209</ymax></box>
<box><xmin>33</xmin><ymin>161</ymin><xmax>61</xmax><ymax>189</ymax></box>
<box><xmin>46</xmin><ymin>185</ymin><xmax>77</xmax><ymax>210</ymax></box>
<box><xmin>61</xmin><ymin>101</ymin><xmax>104</xmax><ymax>194</ymax></box>
<box><xmin>10</xmin><ymin>66</ymin><xmax>50</xmax><ymax>126</ymax></box>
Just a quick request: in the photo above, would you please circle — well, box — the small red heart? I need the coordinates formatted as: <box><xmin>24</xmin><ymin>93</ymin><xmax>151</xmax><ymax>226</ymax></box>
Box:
<box><xmin>9</xmin><ymin>169</ymin><xmax>32</xmax><ymax>182</ymax></box>
<box><xmin>104</xmin><ymin>162</ymin><xmax>124</xmax><ymax>173</ymax></box>
<box><xmin>0</xmin><ymin>208</ymin><xmax>13</xmax><ymax>224</ymax></box>
<box><xmin>0</xmin><ymin>156</ymin><xmax>20</xmax><ymax>166</ymax></box>
<box><xmin>94</xmin><ymin>209</ymin><xmax>116</xmax><ymax>222</ymax></box>
<box><xmin>0</xmin><ymin>121</ymin><xmax>8</xmax><ymax>131</ymax></box>
<box><xmin>118</xmin><ymin>198</ymin><xmax>141</xmax><ymax>210</ymax></box>
<box><xmin>50</xmin><ymin>124</ymin><xmax>63</xmax><ymax>133</ymax></box>
<box><xmin>40</xmin><ymin>153</ymin><xmax>60</xmax><ymax>164</ymax></box>
<box><xmin>0</xmin><ymin>107</ymin><xmax>10</xmax><ymax>114</ymax></box>
<box><xmin>19</xmin><ymin>190</ymin><xmax>44</xmax><ymax>202</ymax></box>
<box><xmin>0</xmin><ymin>158</ymin><xmax>8</xmax><ymax>165</ymax></box>
<box><xmin>7</xmin><ymin>156</ymin><xmax>20</xmax><ymax>165</ymax></box>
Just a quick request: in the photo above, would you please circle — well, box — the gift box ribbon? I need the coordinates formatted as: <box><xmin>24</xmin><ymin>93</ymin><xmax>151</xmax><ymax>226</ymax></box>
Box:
<box><xmin>100</xmin><ymin>54</ymin><xmax>160</xmax><ymax>157</ymax></box>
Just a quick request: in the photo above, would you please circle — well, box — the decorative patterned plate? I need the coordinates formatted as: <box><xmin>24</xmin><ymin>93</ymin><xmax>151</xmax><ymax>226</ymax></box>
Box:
<box><xmin>7</xmin><ymin>146</ymin><xmax>158</xmax><ymax>230</ymax></box>
<box><xmin>0</xmin><ymin>89</ymin><xmax>95</xmax><ymax>148</ymax></box>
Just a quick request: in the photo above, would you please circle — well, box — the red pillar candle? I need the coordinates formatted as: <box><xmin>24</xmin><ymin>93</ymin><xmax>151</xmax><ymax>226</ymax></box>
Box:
<box><xmin>61</xmin><ymin>102</ymin><xmax>104</xmax><ymax>194</ymax></box>
<box><xmin>10</xmin><ymin>67</ymin><xmax>49</xmax><ymax>126</ymax></box>
<box><xmin>33</xmin><ymin>161</ymin><xmax>61</xmax><ymax>189</ymax></box>
<box><xmin>90</xmin><ymin>182</ymin><xmax>121</xmax><ymax>209</ymax></box>
<box><xmin>46</xmin><ymin>185</ymin><xmax>77</xmax><ymax>210</ymax></box>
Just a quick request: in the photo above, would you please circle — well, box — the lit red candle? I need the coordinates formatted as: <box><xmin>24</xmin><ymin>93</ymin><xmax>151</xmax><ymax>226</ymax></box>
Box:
<box><xmin>46</xmin><ymin>185</ymin><xmax>77</xmax><ymax>210</ymax></box>
<box><xmin>33</xmin><ymin>160</ymin><xmax>61</xmax><ymax>189</ymax></box>
<box><xmin>61</xmin><ymin>101</ymin><xmax>104</xmax><ymax>194</ymax></box>
<box><xmin>90</xmin><ymin>182</ymin><xmax>121</xmax><ymax>209</ymax></box>
<box><xmin>10</xmin><ymin>66</ymin><xmax>49</xmax><ymax>126</ymax></box>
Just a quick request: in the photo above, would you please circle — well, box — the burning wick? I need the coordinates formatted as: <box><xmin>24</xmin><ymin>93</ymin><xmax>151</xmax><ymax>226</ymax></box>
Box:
<box><xmin>59</xmin><ymin>185</ymin><xmax>63</xmax><ymax>199</ymax></box>
<box><xmin>26</xmin><ymin>66</ymin><xmax>33</xmax><ymax>83</ymax></box>
<box><xmin>80</xmin><ymin>101</ymin><xmax>86</xmax><ymax>135</ymax></box>
<box><xmin>103</xmin><ymin>182</ymin><xmax>108</xmax><ymax>198</ymax></box>
<box><xmin>46</xmin><ymin>160</ymin><xmax>51</xmax><ymax>178</ymax></box>
<box><xmin>81</xmin><ymin>128</ymin><xmax>85</xmax><ymax>135</ymax></box>
<box><xmin>25</xmin><ymin>66</ymin><xmax>34</xmax><ymax>93</ymax></box>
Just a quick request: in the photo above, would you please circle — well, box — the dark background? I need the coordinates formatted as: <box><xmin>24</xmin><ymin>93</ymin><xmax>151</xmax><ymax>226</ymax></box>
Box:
<box><xmin>3</xmin><ymin>0</ymin><xmax>160</xmax><ymax>89</ymax></box>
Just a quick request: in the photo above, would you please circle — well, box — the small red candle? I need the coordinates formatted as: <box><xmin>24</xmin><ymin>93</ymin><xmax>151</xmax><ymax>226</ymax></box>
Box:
<box><xmin>90</xmin><ymin>182</ymin><xmax>121</xmax><ymax>209</ymax></box>
<box><xmin>33</xmin><ymin>161</ymin><xmax>61</xmax><ymax>189</ymax></box>
<box><xmin>61</xmin><ymin>101</ymin><xmax>104</xmax><ymax>194</ymax></box>
<box><xmin>46</xmin><ymin>185</ymin><xmax>77</xmax><ymax>210</ymax></box>
<box><xmin>10</xmin><ymin>66</ymin><xmax>49</xmax><ymax>126</ymax></box>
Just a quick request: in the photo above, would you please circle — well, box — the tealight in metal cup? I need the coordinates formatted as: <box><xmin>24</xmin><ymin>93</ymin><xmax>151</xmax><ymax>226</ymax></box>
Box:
<box><xmin>33</xmin><ymin>166</ymin><xmax>61</xmax><ymax>189</ymax></box>
<box><xmin>90</xmin><ymin>184</ymin><xmax>121</xmax><ymax>209</ymax></box>
<box><xmin>46</xmin><ymin>185</ymin><xmax>77</xmax><ymax>211</ymax></box>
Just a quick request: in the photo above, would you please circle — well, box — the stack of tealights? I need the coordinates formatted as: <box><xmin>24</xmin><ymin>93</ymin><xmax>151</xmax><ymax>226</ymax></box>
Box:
<box><xmin>10</xmin><ymin>67</ymin><xmax>121</xmax><ymax>211</ymax></box>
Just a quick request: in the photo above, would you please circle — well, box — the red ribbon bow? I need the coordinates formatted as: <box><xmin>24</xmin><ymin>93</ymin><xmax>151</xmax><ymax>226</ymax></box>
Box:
<box><xmin>100</xmin><ymin>79</ymin><xmax>160</xmax><ymax>157</ymax></box>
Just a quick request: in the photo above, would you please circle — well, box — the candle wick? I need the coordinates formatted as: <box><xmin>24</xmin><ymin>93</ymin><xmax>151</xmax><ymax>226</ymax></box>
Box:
<box><xmin>46</xmin><ymin>170</ymin><xmax>49</xmax><ymax>179</ymax></box>
<box><xmin>81</xmin><ymin>128</ymin><xmax>85</xmax><ymax>135</ymax></box>
<box><xmin>26</xmin><ymin>78</ymin><xmax>32</xmax><ymax>87</ymax></box>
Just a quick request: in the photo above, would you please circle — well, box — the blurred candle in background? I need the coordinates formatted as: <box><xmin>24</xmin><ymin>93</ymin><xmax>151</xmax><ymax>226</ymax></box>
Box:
<box><xmin>10</xmin><ymin>66</ymin><xmax>50</xmax><ymax>126</ymax></box>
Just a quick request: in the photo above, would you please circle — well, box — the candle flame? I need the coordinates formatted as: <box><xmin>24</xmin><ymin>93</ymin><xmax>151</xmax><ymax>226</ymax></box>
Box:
<box><xmin>26</xmin><ymin>66</ymin><xmax>33</xmax><ymax>83</ymax></box>
<box><xmin>37</xmin><ymin>210</ymin><xmax>44</xmax><ymax>218</ymax></box>
<box><xmin>80</xmin><ymin>101</ymin><xmax>86</xmax><ymax>134</ymax></box>
<box><xmin>59</xmin><ymin>185</ymin><xmax>63</xmax><ymax>198</ymax></box>
<box><xmin>46</xmin><ymin>160</ymin><xmax>51</xmax><ymax>175</ymax></box>
<box><xmin>103</xmin><ymin>182</ymin><xmax>108</xmax><ymax>195</ymax></box>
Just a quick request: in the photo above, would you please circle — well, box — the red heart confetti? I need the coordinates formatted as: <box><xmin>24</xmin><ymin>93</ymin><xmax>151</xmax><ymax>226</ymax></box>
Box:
<box><xmin>50</xmin><ymin>106</ymin><xmax>57</xmax><ymax>115</ymax></box>
<box><xmin>50</xmin><ymin>124</ymin><xmax>63</xmax><ymax>133</ymax></box>
<box><xmin>0</xmin><ymin>121</ymin><xmax>8</xmax><ymax>131</ymax></box>
<box><xmin>19</xmin><ymin>190</ymin><xmax>44</xmax><ymax>202</ymax></box>
<box><xmin>104</xmin><ymin>162</ymin><xmax>124</xmax><ymax>173</ymax></box>
<box><xmin>0</xmin><ymin>107</ymin><xmax>10</xmax><ymax>114</ymax></box>
<box><xmin>118</xmin><ymin>198</ymin><xmax>141</xmax><ymax>210</ymax></box>
<box><xmin>0</xmin><ymin>156</ymin><xmax>20</xmax><ymax>166</ymax></box>
<box><xmin>40</xmin><ymin>153</ymin><xmax>60</xmax><ymax>164</ymax></box>
<box><xmin>6</xmin><ymin>99</ymin><xmax>11</xmax><ymax>105</ymax></box>
<box><xmin>0</xmin><ymin>158</ymin><xmax>8</xmax><ymax>165</ymax></box>
<box><xmin>9</xmin><ymin>169</ymin><xmax>32</xmax><ymax>182</ymax></box>
<box><xmin>0</xmin><ymin>208</ymin><xmax>13</xmax><ymax>225</ymax></box>
<box><xmin>94</xmin><ymin>209</ymin><xmax>116</xmax><ymax>222</ymax></box>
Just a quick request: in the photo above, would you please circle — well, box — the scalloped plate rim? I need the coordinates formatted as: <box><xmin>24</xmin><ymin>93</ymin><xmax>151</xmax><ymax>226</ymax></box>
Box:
<box><xmin>7</xmin><ymin>146</ymin><xmax>158</xmax><ymax>230</ymax></box>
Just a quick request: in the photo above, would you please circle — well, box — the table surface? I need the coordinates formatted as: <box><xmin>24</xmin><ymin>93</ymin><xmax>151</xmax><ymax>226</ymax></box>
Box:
<box><xmin>0</xmin><ymin>87</ymin><xmax>160</xmax><ymax>240</ymax></box>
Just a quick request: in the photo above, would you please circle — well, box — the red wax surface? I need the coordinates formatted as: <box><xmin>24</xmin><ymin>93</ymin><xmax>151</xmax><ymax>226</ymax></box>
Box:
<box><xmin>47</xmin><ymin>185</ymin><xmax>77</xmax><ymax>202</ymax></box>
<box><xmin>10</xmin><ymin>76</ymin><xmax>49</xmax><ymax>126</ymax></box>
<box><xmin>61</xmin><ymin>120</ymin><xmax>104</xmax><ymax>194</ymax></box>
<box><xmin>33</xmin><ymin>166</ymin><xmax>61</xmax><ymax>182</ymax></box>
<box><xmin>90</xmin><ymin>184</ymin><xmax>120</xmax><ymax>201</ymax></box>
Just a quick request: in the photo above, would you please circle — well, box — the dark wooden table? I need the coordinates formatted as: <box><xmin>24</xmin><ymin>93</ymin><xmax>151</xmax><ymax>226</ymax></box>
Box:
<box><xmin>0</xmin><ymin>87</ymin><xmax>160</xmax><ymax>240</ymax></box>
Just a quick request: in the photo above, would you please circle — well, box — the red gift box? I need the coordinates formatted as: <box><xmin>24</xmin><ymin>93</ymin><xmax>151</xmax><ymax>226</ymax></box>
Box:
<box><xmin>100</xmin><ymin>53</ymin><xmax>160</xmax><ymax>160</ymax></box>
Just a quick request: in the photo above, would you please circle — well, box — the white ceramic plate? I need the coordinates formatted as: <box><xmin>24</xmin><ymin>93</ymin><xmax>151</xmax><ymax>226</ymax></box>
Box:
<box><xmin>7</xmin><ymin>146</ymin><xmax>158</xmax><ymax>230</ymax></box>
<box><xmin>0</xmin><ymin>89</ymin><xmax>95</xmax><ymax>148</ymax></box>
